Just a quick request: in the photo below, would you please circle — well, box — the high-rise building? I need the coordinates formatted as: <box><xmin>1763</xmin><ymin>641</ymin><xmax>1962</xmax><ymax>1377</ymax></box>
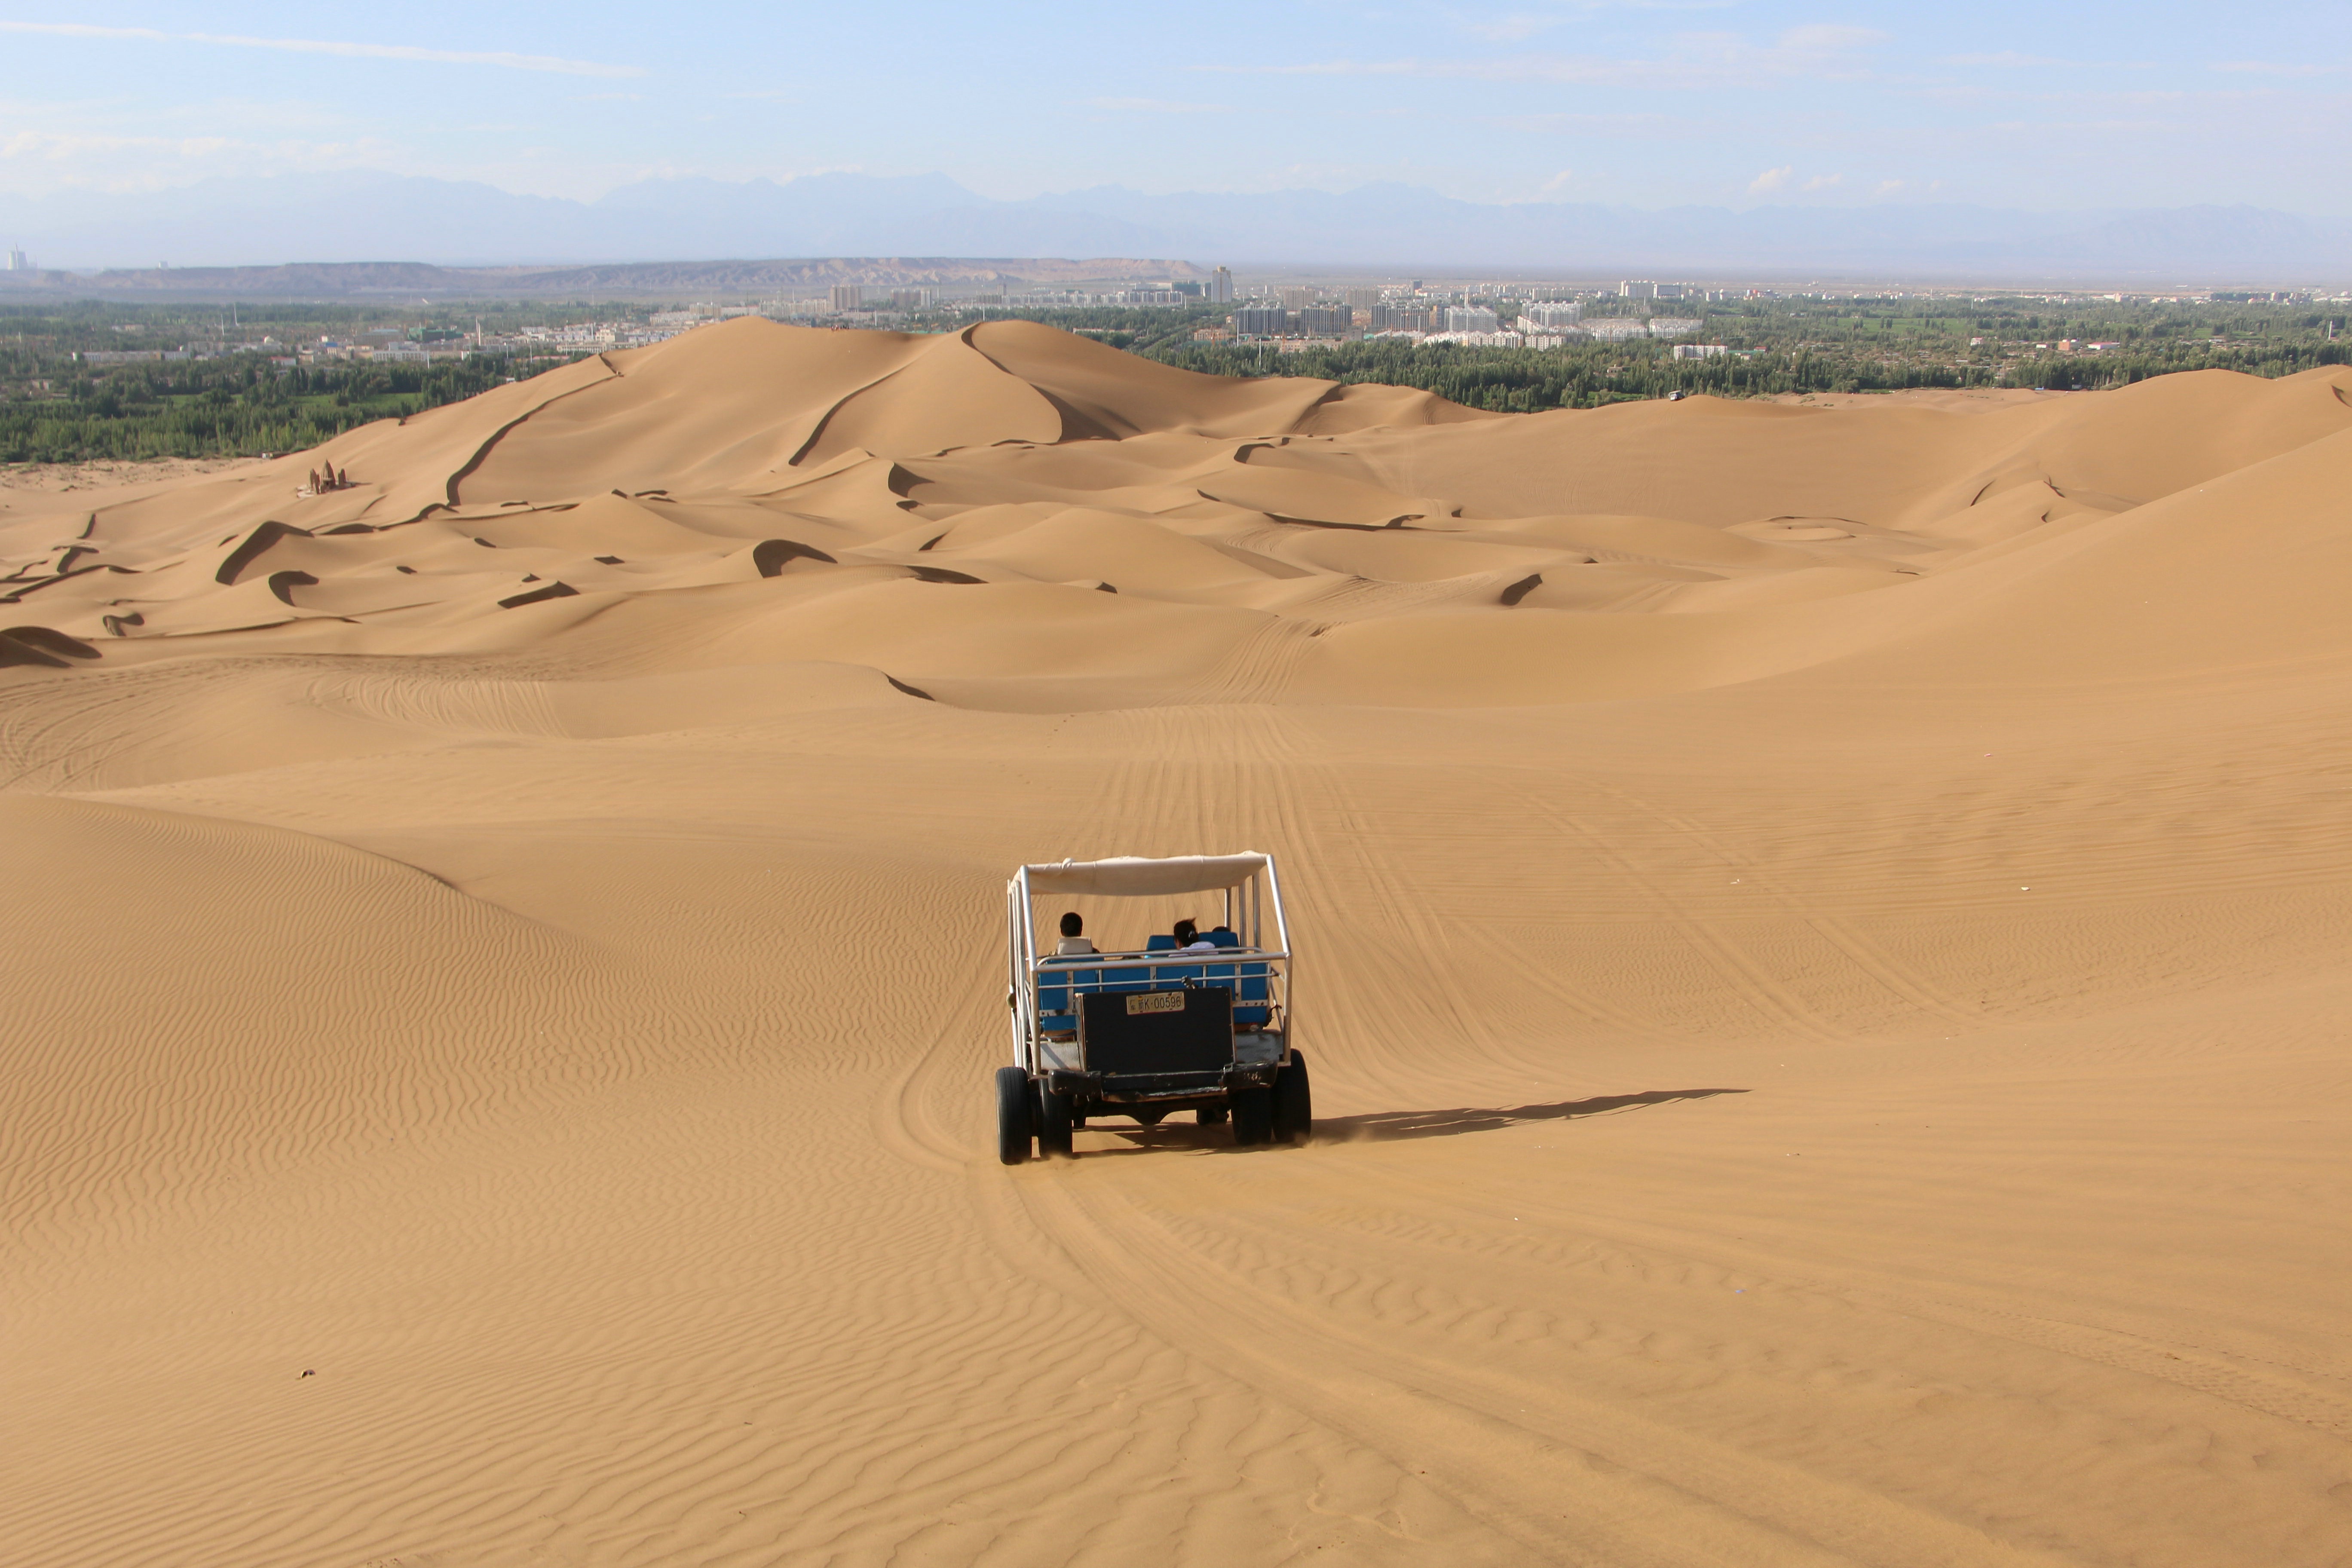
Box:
<box><xmin>1344</xmin><ymin>287</ymin><xmax>1381</xmax><ymax>310</ymax></box>
<box><xmin>889</xmin><ymin>288</ymin><xmax>931</xmax><ymax>309</ymax></box>
<box><xmin>5</xmin><ymin>246</ymin><xmax>29</xmax><ymax>271</ymax></box>
<box><xmin>1297</xmin><ymin>306</ymin><xmax>1354</xmax><ymax>335</ymax></box>
<box><xmin>1522</xmin><ymin>302</ymin><xmax>1584</xmax><ymax>328</ymax></box>
<box><xmin>1619</xmin><ymin>279</ymin><xmax>1658</xmax><ymax>300</ymax></box>
<box><xmin>829</xmin><ymin>284</ymin><xmax>865</xmax><ymax>312</ymax></box>
<box><xmin>1230</xmin><ymin>307</ymin><xmax>1289</xmax><ymax>337</ymax></box>
<box><xmin>1207</xmin><ymin>266</ymin><xmax>1233</xmax><ymax>303</ymax></box>
<box><xmin>1445</xmin><ymin>306</ymin><xmax>1501</xmax><ymax>333</ymax></box>
<box><xmin>1278</xmin><ymin>286</ymin><xmax>1314</xmax><ymax>311</ymax></box>
<box><xmin>1369</xmin><ymin>306</ymin><xmax>1430</xmax><ymax>333</ymax></box>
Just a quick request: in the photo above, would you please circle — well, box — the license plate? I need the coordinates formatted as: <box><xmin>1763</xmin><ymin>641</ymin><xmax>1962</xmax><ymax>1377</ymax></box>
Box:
<box><xmin>1126</xmin><ymin>991</ymin><xmax>1185</xmax><ymax>1015</ymax></box>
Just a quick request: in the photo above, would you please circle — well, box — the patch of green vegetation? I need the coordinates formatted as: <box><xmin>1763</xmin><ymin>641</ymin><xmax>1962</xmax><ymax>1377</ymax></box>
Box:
<box><xmin>0</xmin><ymin>353</ymin><xmax>517</xmax><ymax>464</ymax></box>
<box><xmin>0</xmin><ymin>298</ymin><xmax>615</xmax><ymax>462</ymax></box>
<box><xmin>951</xmin><ymin>297</ymin><xmax>2349</xmax><ymax>411</ymax></box>
<box><xmin>3</xmin><ymin>294</ymin><xmax>2341</xmax><ymax>460</ymax></box>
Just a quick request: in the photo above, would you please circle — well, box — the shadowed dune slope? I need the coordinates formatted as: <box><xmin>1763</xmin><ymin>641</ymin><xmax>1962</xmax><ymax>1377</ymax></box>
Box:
<box><xmin>4</xmin><ymin>325</ymin><xmax>2350</xmax><ymax>1568</ymax></box>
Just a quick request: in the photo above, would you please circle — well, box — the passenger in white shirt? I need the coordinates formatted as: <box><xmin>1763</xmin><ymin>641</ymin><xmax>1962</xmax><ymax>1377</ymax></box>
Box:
<box><xmin>1055</xmin><ymin>911</ymin><xmax>1097</xmax><ymax>956</ymax></box>
<box><xmin>1170</xmin><ymin>918</ymin><xmax>1219</xmax><ymax>953</ymax></box>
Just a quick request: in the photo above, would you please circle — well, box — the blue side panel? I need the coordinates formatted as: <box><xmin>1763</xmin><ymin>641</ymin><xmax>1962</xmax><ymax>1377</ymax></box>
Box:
<box><xmin>1235</xmin><ymin>959</ymin><xmax>1271</xmax><ymax>1026</ymax></box>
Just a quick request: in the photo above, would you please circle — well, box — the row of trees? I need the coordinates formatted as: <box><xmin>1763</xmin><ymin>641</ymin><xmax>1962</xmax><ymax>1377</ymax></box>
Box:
<box><xmin>1142</xmin><ymin>336</ymin><xmax>2347</xmax><ymax>411</ymax></box>
<box><xmin>0</xmin><ymin>353</ymin><xmax>512</xmax><ymax>463</ymax></box>
<box><xmin>3</xmin><ymin>295</ymin><xmax>2343</xmax><ymax>458</ymax></box>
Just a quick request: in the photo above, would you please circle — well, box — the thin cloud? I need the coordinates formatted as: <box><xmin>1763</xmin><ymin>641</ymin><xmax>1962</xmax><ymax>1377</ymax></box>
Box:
<box><xmin>1086</xmin><ymin>97</ymin><xmax>1235</xmax><ymax>113</ymax></box>
<box><xmin>0</xmin><ymin>21</ymin><xmax>644</xmax><ymax>79</ymax></box>
<box><xmin>0</xmin><ymin>127</ymin><xmax>399</xmax><ymax>194</ymax></box>
<box><xmin>1944</xmin><ymin>50</ymin><xmax>2156</xmax><ymax>69</ymax></box>
<box><xmin>2212</xmin><ymin>60</ymin><xmax>2343</xmax><ymax>77</ymax></box>
<box><xmin>1200</xmin><ymin>25</ymin><xmax>1888</xmax><ymax>91</ymax></box>
<box><xmin>1945</xmin><ymin>51</ymin><xmax>2068</xmax><ymax>67</ymax></box>
<box><xmin>1749</xmin><ymin>164</ymin><xmax>1792</xmax><ymax>193</ymax></box>
<box><xmin>1463</xmin><ymin>15</ymin><xmax>1561</xmax><ymax>43</ymax></box>
<box><xmin>1486</xmin><ymin>109</ymin><xmax>1688</xmax><ymax>134</ymax></box>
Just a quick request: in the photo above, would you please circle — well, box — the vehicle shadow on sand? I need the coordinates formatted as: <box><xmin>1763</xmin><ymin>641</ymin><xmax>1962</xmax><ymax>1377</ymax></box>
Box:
<box><xmin>1078</xmin><ymin>1087</ymin><xmax>1745</xmax><ymax>1156</ymax></box>
<box><xmin>1318</xmin><ymin>1087</ymin><xmax>1747</xmax><ymax>1142</ymax></box>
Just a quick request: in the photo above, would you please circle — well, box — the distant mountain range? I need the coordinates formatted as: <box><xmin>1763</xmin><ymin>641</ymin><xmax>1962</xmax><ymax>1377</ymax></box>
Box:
<box><xmin>3</xmin><ymin>171</ymin><xmax>2348</xmax><ymax>285</ymax></box>
<box><xmin>0</xmin><ymin>256</ymin><xmax>1202</xmax><ymax>303</ymax></box>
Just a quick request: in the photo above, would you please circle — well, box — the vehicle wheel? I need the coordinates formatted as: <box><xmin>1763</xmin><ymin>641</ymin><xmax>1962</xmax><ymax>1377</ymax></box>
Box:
<box><xmin>995</xmin><ymin>1067</ymin><xmax>1033</xmax><ymax>1166</ymax></box>
<box><xmin>1231</xmin><ymin>1085</ymin><xmax>1274</xmax><ymax>1146</ymax></box>
<box><xmin>1131</xmin><ymin>1107</ymin><xmax>1166</xmax><ymax>1128</ymax></box>
<box><xmin>1037</xmin><ymin>1084</ymin><xmax>1076</xmax><ymax>1158</ymax></box>
<box><xmin>1273</xmin><ymin>1050</ymin><xmax>1313</xmax><ymax>1145</ymax></box>
<box><xmin>1197</xmin><ymin>1105</ymin><xmax>1228</xmax><ymax>1126</ymax></box>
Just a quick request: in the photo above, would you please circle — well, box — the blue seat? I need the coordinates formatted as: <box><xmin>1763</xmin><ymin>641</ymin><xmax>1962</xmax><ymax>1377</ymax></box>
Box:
<box><xmin>1101</xmin><ymin>964</ymin><xmax>1150</xmax><ymax>993</ymax></box>
<box><xmin>1035</xmin><ymin>956</ymin><xmax>1081</xmax><ymax>1017</ymax></box>
<box><xmin>1207</xmin><ymin>928</ymin><xmax>1240</xmax><ymax>948</ymax></box>
<box><xmin>1144</xmin><ymin>934</ymin><xmax>1179</xmax><ymax>952</ymax></box>
<box><xmin>1235</xmin><ymin>960</ymin><xmax>1272</xmax><ymax>1027</ymax></box>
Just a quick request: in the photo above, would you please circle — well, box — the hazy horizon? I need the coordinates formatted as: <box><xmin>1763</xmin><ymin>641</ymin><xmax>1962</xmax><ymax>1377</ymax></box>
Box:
<box><xmin>2</xmin><ymin>2</ymin><xmax>2346</xmax><ymax>221</ymax></box>
<box><xmin>8</xmin><ymin>170</ymin><xmax>2350</xmax><ymax>284</ymax></box>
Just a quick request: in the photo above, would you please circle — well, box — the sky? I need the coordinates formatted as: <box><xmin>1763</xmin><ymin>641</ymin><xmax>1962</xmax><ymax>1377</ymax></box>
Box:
<box><xmin>2</xmin><ymin>1</ymin><xmax>2348</xmax><ymax>214</ymax></box>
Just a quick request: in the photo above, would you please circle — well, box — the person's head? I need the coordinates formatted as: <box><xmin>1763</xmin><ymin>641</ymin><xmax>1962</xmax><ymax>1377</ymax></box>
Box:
<box><xmin>1059</xmin><ymin>911</ymin><xmax>1084</xmax><ymax>938</ymax></box>
<box><xmin>1173</xmin><ymin>917</ymin><xmax>1198</xmax><ymax>945</ymax></box>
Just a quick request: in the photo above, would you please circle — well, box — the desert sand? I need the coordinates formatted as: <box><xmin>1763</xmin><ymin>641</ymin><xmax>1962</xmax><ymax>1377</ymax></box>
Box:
<box><xmin>3</xmin><ymin>318</ymin><xmax>2349</xmax><ymax>1567</ymax></box>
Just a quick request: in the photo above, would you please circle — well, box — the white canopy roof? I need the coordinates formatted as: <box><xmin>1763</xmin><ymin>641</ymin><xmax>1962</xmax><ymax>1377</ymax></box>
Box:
<box><xmin>1022</xmin><ymin>853</ymin><xmax>1269</xmax><ymax>897</ymax></box>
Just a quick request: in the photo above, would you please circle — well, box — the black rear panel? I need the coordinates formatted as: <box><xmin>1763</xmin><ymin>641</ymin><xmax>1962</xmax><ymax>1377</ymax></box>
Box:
<box><xmin>1081</xmin><ymin>987</ymin><xmax>1234</xmax><ymax>1075</ymax></box>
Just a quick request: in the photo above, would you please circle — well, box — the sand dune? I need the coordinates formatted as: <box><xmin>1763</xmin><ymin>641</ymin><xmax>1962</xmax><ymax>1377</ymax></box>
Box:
<box><xmin>3</xmin><ymin>319</ymin><xmax>2349</xmax><ymax>1567</ymax></box>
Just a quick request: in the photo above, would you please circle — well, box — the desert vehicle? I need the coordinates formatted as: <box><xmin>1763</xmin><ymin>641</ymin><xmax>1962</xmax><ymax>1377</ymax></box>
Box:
<box><xmin>996</xmin><ymin>852</ymin><xmax>1309</xmax><ymax>1163</ymax></box>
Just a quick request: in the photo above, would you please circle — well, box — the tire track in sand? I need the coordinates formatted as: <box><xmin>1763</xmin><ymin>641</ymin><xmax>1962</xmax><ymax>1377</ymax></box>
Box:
<box><xmin>1561</xmin><ymin>769</ymin><xmax>1985</xmax><ymax>1026</ymax></box>
<box><xmin>1011</xmin><ymin>1164</ymin><xmax>2077</xmax><ymax>1568</ymax></box>
<box><xmin>1476</xmin><ymin>765</ymin><xmax>1855</xmax><ymax>1046</ymax></box>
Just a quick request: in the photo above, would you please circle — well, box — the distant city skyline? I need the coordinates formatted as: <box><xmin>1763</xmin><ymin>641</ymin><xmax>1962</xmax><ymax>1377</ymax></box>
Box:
<box><xmin>0</xmin><ymin>3</ymin><xmax>2346</xmax><ymax>219</ymax></box>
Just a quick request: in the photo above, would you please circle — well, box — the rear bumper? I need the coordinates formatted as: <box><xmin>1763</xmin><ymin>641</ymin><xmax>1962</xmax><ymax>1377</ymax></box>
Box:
<box><xmin>1048</xmin><ymin>1061</ymin><xmax>1278</xmax><ymax>1102</ymax></box>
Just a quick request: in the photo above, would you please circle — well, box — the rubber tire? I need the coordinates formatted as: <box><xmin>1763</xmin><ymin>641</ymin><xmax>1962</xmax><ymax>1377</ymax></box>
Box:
<box><xmin>1272</xmin><ymin>1050</ymin><xmax>1313</xmax><ymax>1145</ymax></box>
<box><xmin>1197</xmin><ymin>1105</ymin><xmax>1229</xmax><ymax>1126</ymax></box>
<box><xmin>1231</xmin><ymin>1084</ymin><xmax>1274</xmax><ymax>1146</ymax></box>
<box><xmin>1037</xmin><ymin>1084</ymin><xmax>1076</xmax><ymax>1158</ymax></box>
<box><xmin>1131</xmin><ymin>1107</ymin><xmax>1167</xmax><ymax>1128</ymax></box>
<box><xmin>995</xmin><ymin>1067</ymin><xmax>1033</xmax><ymax>1166</ymax></box>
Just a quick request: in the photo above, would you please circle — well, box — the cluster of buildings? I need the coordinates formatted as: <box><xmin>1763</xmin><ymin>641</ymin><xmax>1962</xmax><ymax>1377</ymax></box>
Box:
<box><xmin>1221</xmin><ymin>294</ymin><xmax>1711</xmax><ymax>350</ymax></box>
<box><xmin>815</xmin><ymin>268</ymin><xmax>1236</xmax><ymax>315</ymax></box>
<box><xmin>6</xmin><ymin>246</ymin><xmax>33</xmax><ymax>272</ymax></box>
<box><xmin>1615</xmin><ymin>280</ymin><xmax>1754</xmax><ymax>303</ymax></box>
